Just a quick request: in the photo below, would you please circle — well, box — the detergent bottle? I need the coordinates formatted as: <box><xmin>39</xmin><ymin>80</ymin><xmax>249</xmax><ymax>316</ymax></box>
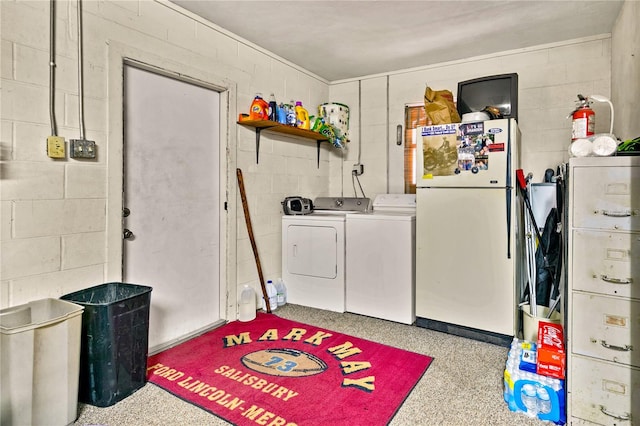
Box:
<box><xmin>268</xmin><ymin>93</ymin><xmax>278</xmax><ymax>122</ymax></box>
<box><xmin>295</xmin><ymin>101</ymin><xmax>310</xmax><ymax>129</ymax></box>
<box><xmin>277</xmin><ymin>103</ymin><xmax>287</xmax><ymax>124</ymax></box>
<box><xmin>286</xmin><ymin>101</ymin><xmax>297</xmax><ymax>126</ymax></box>
<box><xmin>249</xmin><ymin>93</ymin><xmax>269</xmax><ymax>120</ymax></box>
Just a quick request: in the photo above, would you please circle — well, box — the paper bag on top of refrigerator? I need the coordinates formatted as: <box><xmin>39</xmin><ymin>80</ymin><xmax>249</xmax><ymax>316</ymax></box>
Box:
<box><xmin>424</xmin><ymin>86</ymin><xmax>461</xmax><ymax>125</ymax></box>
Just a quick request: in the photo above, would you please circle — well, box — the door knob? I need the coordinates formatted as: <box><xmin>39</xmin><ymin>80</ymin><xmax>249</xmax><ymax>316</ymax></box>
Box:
<box><xmin>123</xmin><ymin>229</ymin><xmax>134</xmax><ymax>239</ymax></box>
<box><xmin>123</xmin><ymin>207</ymin><xmax>130</xmax><ymax>217</ymax></box>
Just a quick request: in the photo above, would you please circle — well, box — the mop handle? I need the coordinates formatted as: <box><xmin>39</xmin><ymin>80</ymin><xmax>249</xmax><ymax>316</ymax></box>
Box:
<box><xmin>516</xmin><ymin>168</ymin><xmax>527</xmax><ymax>191</ymax></box>
<box><xmin>516</xmin><ymin>169</ymin><xmax>544</xmax><ymax>247</ymax></box>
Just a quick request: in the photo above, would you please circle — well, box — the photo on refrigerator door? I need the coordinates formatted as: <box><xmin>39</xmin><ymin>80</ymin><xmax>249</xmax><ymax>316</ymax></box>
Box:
<box><xmin>457</xmin><ymin>151</ymin><xmax>489</xmax><ymax>172</ymax></box>
<box><xmin>456</xmin><ymin>127</ymin><xmax>504</xmax><ymax>174</ymax></box>
<box><xmin>458</xmin><ymin>135</ymin><xmax>491</xmax><ymax>173</ymax></box>
<box><xmin>421</xmin><ymin>124</ymin><xmax>459</xmax><ymax>177</ymax></box>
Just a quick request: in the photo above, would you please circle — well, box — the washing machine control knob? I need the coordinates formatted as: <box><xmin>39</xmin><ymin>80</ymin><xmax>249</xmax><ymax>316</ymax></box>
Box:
<box><xmin>335</xmin><ymin>199</ymin><xmax>344</xmax><ymax>207</ymax></box>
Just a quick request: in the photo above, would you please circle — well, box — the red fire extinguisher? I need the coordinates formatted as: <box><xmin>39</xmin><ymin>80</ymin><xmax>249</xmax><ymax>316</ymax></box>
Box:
<box><xmin>570</xmin><ymin>94</ymin><xmax>595</xmax><ymax>140</ymax></box>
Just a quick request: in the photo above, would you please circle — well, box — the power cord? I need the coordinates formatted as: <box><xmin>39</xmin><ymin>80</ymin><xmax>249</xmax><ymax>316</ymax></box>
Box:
<box><xmin>351</xmin><ymin>170</ymin><xmax>366</xmax><ymax>198</ymax></box>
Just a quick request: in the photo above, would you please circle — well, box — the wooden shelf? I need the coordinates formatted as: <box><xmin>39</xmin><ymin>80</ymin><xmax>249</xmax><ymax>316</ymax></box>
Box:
<box><xmin>237</xmin><ymin>119</ymin><xmax>329</xmax><ymax>167</ymax></box>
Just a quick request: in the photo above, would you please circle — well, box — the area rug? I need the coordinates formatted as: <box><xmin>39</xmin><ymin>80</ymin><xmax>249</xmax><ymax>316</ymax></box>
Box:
<box><xmin>147</xmin><ymin>312</ymin><xmax>433</xmax><ymax>425</ymax></box>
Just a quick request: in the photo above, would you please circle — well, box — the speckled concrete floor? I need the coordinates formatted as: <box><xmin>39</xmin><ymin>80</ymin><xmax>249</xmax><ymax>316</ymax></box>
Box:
<box><xmin>74</xmin><ymin>304</ymin><xmax>544</xmax><ymax>425</ymax></box>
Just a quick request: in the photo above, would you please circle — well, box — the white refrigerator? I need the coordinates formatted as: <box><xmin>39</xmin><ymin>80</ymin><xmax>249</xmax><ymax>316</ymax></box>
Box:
<box><xmin>415</xmin><ymin>118</ymin><xmax>520</xmax><ymax>340</ymax></box>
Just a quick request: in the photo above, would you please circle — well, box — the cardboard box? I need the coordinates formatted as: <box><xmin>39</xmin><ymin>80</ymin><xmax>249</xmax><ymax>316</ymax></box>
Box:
<box><xmin>536</xmin><ymin>321</ymin><xmax>565</xmax><ymax>379</ymax></box>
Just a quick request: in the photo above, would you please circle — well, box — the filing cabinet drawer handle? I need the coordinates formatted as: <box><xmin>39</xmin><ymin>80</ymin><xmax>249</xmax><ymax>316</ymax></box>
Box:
<box><xmin>600</xmin><ymin>405</ymin><xmax>631</xmax><ymax>421</ymax></box>
<box><xmin>600</xmin><ymin>340</ymin><xmax>633</xmax><ymax>352</ymax></box>
<box><xmin>600</xmin><ymin>209</ymin><xmax>634</xmax><ymax>217</ymax></box>
<box><xmin>600</xmin><ymin>275</ymin><xmax>632</xmax><ymax>285</ymax></box>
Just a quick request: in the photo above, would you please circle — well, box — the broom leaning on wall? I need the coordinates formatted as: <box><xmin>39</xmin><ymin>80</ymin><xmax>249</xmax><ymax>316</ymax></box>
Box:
<box><xmin>236</xmin><ymin>168</ymin><xmax>271</xmax><ymax>313</ymax></box>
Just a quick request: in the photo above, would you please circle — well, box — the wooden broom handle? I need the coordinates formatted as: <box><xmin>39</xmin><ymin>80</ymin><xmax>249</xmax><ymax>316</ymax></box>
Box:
<box><xmin>236</xmin><ymin>168</ymin><xmax>271</xmax><ymax>313</ymax></box>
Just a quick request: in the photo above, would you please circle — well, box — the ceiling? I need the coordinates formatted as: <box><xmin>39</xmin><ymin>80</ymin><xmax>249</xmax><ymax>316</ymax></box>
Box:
<box><xmin>170</xmin><ymin>1</ymin><xmax>624</xmax><ymax>82</ymax></box>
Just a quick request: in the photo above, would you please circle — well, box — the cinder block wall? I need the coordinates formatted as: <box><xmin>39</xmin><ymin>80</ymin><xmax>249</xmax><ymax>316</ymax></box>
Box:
<box><xmin>611</xmin><ymin>0</ymin><xmax>640</xmax><ymax>141</ymax></box>
<box><xmin>2</xmin><ymin>0</ymin><xmax>635</xmax><ymax>321</ymax></box>
<box><xmin>331</xmin><ymin>35</ymin><xmax>613</xmax><ymax>199</ymax></box>
<box><xmin>0</xmin><ymin>0</ymin><xmax>330</xmax><ymax>309</ymax></box>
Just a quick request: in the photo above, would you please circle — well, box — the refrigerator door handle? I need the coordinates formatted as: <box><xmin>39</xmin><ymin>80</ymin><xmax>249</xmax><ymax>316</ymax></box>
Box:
<box><xmin>506</xmin><ymin>119</ymin><xmax>512</xmax><ymax>259</ymax></box>
<box><xmin>506</xmin><ymin>187</ymin><xmax>511</xmax><ymax>259</ymax></box>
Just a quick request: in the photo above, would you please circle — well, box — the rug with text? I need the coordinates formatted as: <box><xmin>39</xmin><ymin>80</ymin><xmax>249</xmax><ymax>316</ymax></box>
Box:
<box><xmin>147</xmin><ymin>312</ymin><xmax>433</xmax><ymax>425</ymax></box>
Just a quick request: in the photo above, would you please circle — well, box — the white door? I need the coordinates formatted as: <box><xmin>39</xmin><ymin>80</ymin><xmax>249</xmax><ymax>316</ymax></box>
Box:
<box><xmin>286</xmin><ymin>225</ymin><xmax>338</xmax><ymax>278</ymax></box>
<box><xmin>346</xmin><ymin>215</ymin><xmax>416</xmax><ymax>324</ymax></box>
<box><xmin>282</xmin><ymin>217</ymin><xmax>346</xmax><ymax>313</ymax></box>
<box><xmin>124</xmin><ymin>65</ymin><xmax>222</xmax><ymax>349</ymax></box>
<box><xmin>415</xmin><ymin>187</ymin><xmax>515</xmax><ymax>335</ymax></box>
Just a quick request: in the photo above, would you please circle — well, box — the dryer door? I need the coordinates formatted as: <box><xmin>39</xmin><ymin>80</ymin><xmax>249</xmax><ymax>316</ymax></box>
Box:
<box><xmin>286</xmin><ymin>224</ymin><xmax>337</xmax><ymax>278</ymax></box>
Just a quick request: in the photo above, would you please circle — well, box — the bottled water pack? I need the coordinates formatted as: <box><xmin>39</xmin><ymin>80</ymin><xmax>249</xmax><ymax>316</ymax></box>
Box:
<box><xmin>503</xmin><ymin>338</ymin><xmax>566</xmax><ymax>424</ymax></box>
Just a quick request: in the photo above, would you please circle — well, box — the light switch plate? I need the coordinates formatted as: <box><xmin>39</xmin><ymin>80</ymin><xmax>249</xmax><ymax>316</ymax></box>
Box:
<box><xmin>47</xmin><ymin>136</ymin><xmax>66</xmax><ymax>158</ymax></box>
<box><xmin>70</xmin><ymin>139</ymin><xmax>96</xmax><ymax>159</ymax></box>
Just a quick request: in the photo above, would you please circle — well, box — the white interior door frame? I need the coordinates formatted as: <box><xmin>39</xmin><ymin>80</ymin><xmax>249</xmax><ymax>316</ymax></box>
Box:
<box><xmin>106</xmin><ymin>41</ymin><xmax>238</xmax><ymax>325</ymax></box>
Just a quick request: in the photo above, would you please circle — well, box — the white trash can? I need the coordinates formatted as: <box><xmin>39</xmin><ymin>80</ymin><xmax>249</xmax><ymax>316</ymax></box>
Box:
<box><xmin>1</xmin><ymin>298</ymin><xmax>84</xmax><ymax>426</ymax></box>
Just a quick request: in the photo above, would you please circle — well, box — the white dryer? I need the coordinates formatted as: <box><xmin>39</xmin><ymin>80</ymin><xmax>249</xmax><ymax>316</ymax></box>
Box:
<box><xmin>345</xmin><ymin>194</ymin><xmax>416</xmax><ymax>324</ymax></box>
<box><xmin>282</xmin><ymin>197</ymin><xmax>371</xmax><ymax>313</ymax></box>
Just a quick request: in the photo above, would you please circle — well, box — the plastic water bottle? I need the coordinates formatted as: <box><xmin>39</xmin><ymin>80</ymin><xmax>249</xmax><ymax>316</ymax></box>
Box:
<box><xmin>521</xmin><ymin>384</ymin><xmax>538</xmax><ymax>417</ymax></box>
<box><xmin>275</xmin><ymin>278</ymin><xmax>286</xmax><ymax>306</ymax></box>
<box><xmin>262</xmin><ymin>280</ymin><xmax>278</xmax><ymax>311</ymax></box>
<box><xmin>537</xmin><ymin>386</ymin><xmax>551</xmax><ymax>414</ymax></box>
<box><xmin>238</xmin><ymin>285</ymin><xmax>256</xmax><ymax>322</ymax></box>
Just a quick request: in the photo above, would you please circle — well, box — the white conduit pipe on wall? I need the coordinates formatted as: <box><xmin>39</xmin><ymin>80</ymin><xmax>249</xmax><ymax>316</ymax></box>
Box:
<box><xmin>386</xmin><ymin>75</ymin><xmax>390</xmax><ymax>194</ymax></box>
<box><xmin>77</xmin><ymin>0</ymin><xmax>87</xmax><ymax>140</ymax></box>
<box><xmin>351</xmin><ymin>80</ymin><xmax>366</xmax><ymax>198</ymax></box>
<box><xmin>357</xmin><ymin>80</ymin><xmax>362</xmax><ymax>166</ymax></box>
<box><xmin>49</xmin><ymin>0</ymin><xmax>58</xmax><ymax>136</ymax></box>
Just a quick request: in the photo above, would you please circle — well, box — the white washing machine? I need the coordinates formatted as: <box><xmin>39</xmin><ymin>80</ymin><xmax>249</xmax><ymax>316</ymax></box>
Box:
<box><xmin>282</xmin><ymin>197</ymin><xmax>371</xmax><ymax>313</ymax></box>
<box><xmin>345</xmin><ymin>194</ymin><xmax>416</xmax><ymax>324</ymax></box>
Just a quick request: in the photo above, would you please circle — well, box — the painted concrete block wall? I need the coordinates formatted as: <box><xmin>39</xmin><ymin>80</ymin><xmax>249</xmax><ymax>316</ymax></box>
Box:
<box><xmin>1</xmin><ymin>0</ymin><xmax>634</xmax><ymax>323</ymax></box>
<box><xmin>329</xmin><ymin>79</ymin><xmax>384</xmax><ymax>198</ymax></box>
<box><xmin>328</xmin><ymin>77</ymin><xmax>389</xmax><ymax>198</ymax></box>
<box><xmin>611</xmin><ymin>0</ymin><xmax>640</xmax><ymax>141</ymax></box>
<box><xmin>330</xmin><ymin>36</ymin><xmax>612</xmax><ymax>198</ymax></box>
<box><xmin>0</xmin><ymin>0</ymin><xmax>330</xmax><ymax>309</ymax></box>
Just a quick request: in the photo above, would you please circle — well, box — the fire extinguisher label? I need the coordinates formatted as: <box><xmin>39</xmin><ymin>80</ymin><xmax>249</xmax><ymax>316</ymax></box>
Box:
<box><xmin>572</xmin><ymin>116</ymin><xmax>596</xmax><ymax>140</ymax></box>
<box><xmin>572</xmin><ymin>105</ymin><xmax>596</xmax><ymax>140</ymax></box>
<box><xmin>572</xmin><ymin>118</ymin><xmax>588</xmax><ymax>139</ymax></box>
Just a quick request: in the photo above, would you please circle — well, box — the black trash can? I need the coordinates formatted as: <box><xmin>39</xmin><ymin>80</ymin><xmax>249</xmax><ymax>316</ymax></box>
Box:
<box><xmin>61</xmin><ymin>282</ymin><xmax>152</xmax><ymax>407</ymax></box>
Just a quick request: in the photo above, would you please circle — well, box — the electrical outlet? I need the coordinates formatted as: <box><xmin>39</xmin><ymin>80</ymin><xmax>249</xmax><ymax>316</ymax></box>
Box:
<box><xmin>70</xmin><ymin>139</ymin><xmax>96</xmax><ymax>159</ymax></box>
<box><xmin>47</xmin><ymin>136</ymin><xmax>66</xmax><ymax>158</ymax></box>
<box><xmin>352</xmin><ymin>164</ymin><xmax>364</xmax><ymax>176</ymax></box>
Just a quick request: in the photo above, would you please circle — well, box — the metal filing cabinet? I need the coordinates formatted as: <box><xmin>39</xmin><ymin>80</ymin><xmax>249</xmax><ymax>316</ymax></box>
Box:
<box><xmin>567</xmin><ymin>157</ymin><xmax>640</xmax><ymax>425</ymax></box>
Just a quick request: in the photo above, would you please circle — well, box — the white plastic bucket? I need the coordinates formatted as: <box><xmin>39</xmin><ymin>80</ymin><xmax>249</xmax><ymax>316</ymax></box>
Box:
<box><xmin>522</xmin><ymin>304</ymin><xmax>561</xmax><ymax>343</ymax></box>
<box><xmin>319</xmin><ymin>103</ymin><xmax>349</xmax><ymax>138</ymax></box>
